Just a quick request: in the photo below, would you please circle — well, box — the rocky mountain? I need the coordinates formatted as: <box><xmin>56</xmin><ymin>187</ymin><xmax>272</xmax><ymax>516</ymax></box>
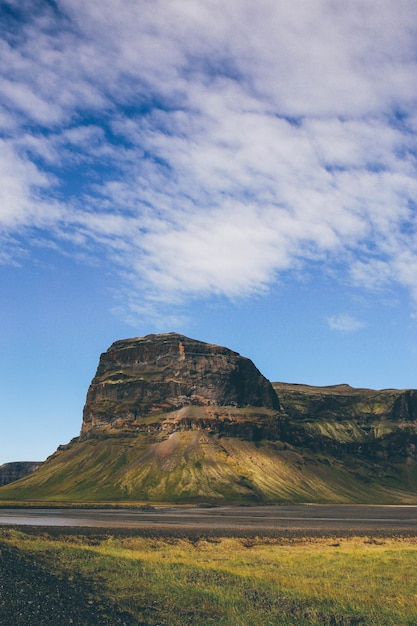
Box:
<box><xmin>0</xmin><ymin>462</ymin><xmax>42</xmax><ymax>487</ymax></box>
<box><xmin>1</xmin><ymin>333</ymin><xmax>417</xmax><ymax>504</ymax></box>
<box><xmin>81</xmin><ymin>333</ymin><xmax>280</xmax><ymax>438</ymax></box>
<box><xmin>274</xmin><ymin>382</ymin><xmax>417</xmax><ymax>458</ymax></box>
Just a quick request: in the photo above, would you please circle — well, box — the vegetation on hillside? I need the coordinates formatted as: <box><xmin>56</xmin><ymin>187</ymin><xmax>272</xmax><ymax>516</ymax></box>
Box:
<box><xmin>1</xmin><ymin>427</ymin><xmax>417</xmax><ymax>504</ymax></box>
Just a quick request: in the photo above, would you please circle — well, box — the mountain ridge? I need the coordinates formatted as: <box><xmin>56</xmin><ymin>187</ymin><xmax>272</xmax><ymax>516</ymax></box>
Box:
<box><xmin>1</xmin><ymin>333</ymin><xmax>417</xmax><ymax>504</ymax></box>
<box><xmin>0</xmin><ymin>462</ymin><xmax>42</xmax><ymax>487</ymax></box>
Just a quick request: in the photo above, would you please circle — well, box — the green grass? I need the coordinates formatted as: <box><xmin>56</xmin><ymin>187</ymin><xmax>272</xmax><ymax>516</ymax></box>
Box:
<box><xmin>2</xmin><ymin>430</ymin><xmax>417</xmax><ymax>504</ymax></box>
<box><xmin>2</xmin><ymin>529</ymin><xmax>417</xmax><ymax>625</ymax></box>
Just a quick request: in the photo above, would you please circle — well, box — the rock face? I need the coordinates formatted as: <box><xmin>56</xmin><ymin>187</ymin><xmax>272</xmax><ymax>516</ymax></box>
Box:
<box><xmin>0</xmin><ymin>462</ymin><xmax>42</xmax><ymax>487</ymax></box>
<box><xmin>274</xmin><ymin>382</ymin><xmax>417</xmax><ymax>458</ymax></box>
<box><xmin>274</xmin><ymin>383</ymin><xmax>417</xmax><ymax>423</ymax></box>
<box><xmin>82</xmin><ymin>333</ymin><xmax>280</xmax><ymax>435</ymax></box>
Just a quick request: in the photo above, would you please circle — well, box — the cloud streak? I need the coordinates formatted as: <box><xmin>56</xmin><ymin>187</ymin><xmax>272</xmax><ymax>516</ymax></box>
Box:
<box><xmin>327</xmin><ymin>314</ymin><xmax>366</xmax><ymax>333</ymax></box>
<box><xmin>1</xmin><ymin>0</ymin><xmax>417</xmax><ymax>318</ymax></box>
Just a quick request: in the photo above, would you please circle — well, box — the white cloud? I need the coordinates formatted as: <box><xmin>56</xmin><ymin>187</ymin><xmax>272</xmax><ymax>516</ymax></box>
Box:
<box><xmin>1</xmin><ymin>0</ymin><xmax>417</xmax><ymax>317</ymax></box>
<box><xmin>327</xmin><ymin>314</ymin><xmax>366</xmax><ymax>333</ymax></box>
<box><xmin>0</xmin><ymin>139</ymin><xmax>61</xmax><ymax>230</ymax></box>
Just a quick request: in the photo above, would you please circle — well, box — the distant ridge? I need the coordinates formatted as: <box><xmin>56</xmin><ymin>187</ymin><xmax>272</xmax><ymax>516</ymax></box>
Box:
<box><xmin>0</xmin><ymin>462</ymin><xmax>42</xmax><ymax>487</ymax></box>
<box><xmin>1</xmin><ymin>334</ymin><xmax>417</xmax><ymax>504</ymax></box>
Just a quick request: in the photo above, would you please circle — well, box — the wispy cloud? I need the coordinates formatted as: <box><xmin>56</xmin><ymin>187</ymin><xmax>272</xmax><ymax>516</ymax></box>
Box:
<box><xmin>1</xmin><ymin>0</ymin><xmax>417</xmax><ymax>319</ymax></box>
<box><xmin>327</xmin><ymin>313</ymin><xmax>366</xmax><ymax>333</ymax></box>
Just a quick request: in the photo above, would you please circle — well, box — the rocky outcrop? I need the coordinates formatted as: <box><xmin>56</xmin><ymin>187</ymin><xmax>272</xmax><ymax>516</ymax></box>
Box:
<box><xmin>82</xmin><ymin>333</ymin><xmax>280</xmax><ymax>436</ymax></box>
<box><xmin>274</xmin><ymin>383</ymin><xmax>417</xmax><ymax>423</ymax></box>
<box><xmin>273</xmin><ymin>382</ymin><xmax>417</xmax><ymax>458</ymax></box>
<box><xmin>0</xmin><ymin>462</ymin><xmax>42</xmax><ymax>487</ymax></box>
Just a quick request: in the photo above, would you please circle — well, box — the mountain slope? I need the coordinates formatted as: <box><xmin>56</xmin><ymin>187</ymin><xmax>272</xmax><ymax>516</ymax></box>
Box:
<box><xmin>2</xmin><ymin>334</ymin><xmax>417</xmax><ymax>504</ymax></box>
<box><xmin>3</xmin><ymin>425</ymin><xmax>417</xmax><ymax>504</ymax></box>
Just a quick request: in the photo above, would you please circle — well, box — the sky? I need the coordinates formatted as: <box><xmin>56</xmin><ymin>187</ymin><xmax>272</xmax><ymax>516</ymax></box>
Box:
<box><xmin>2</xmin><ymin>0</ymin><xmax>417</xmax><ymax>464</ymax></box>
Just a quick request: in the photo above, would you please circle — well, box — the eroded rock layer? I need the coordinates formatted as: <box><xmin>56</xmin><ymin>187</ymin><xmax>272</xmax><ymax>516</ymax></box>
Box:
<box><xmin>81</xmin><ymin>333</ymin><xmax>280</xmax><ymax>435</ymax></box>
<box><xmin>0</xmin><ymin>462</ymin><xmax>42</xmax><ymax>486</ymax></box>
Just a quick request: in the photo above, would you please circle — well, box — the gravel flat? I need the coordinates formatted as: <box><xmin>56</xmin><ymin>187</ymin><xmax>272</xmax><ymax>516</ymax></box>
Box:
<box><xmin>1</xmin><ymin>504</ymin><xmax>417</xmax><ymax>533</ymax></box>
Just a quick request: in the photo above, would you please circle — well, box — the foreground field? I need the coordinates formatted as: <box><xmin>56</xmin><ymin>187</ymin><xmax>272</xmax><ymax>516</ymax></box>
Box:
<box><xmin>1</xmin><ymin>528</ymin><xmax>417</xmax><ymax>625</ymax></box>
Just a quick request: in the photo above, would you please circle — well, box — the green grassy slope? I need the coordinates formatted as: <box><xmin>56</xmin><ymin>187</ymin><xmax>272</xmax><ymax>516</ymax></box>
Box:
<box><xmin>2</xmin><ymin>427</ymin><xmax>417</xmax><ymax>504</ymax></box>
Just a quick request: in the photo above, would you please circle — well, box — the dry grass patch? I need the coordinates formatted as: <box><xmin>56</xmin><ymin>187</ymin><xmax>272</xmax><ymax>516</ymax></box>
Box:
<box><xmin>2</xmin><ymin>529</ymin><xmax>417</xmax><ymax>625</ymax></box>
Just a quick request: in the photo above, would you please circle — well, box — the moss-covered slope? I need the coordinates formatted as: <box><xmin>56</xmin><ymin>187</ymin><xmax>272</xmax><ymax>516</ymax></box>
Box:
<box><xmin>2</xmin><ymin>416</ymin><xmax>417</xmax><ymax>504</ymax></box>
<box><xmin>2</xmin><ymin>335</ymin><xmax>417</xmax><ymax>504</ymax></box>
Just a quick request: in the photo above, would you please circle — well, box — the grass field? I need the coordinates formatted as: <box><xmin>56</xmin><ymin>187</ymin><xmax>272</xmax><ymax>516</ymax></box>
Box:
<box><xmin>2</xmin><ymin>528</ymin><xmax>417</xmax><ymax>625</ymax></box>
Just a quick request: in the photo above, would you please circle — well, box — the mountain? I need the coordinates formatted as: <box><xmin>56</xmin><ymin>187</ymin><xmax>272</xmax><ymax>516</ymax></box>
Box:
<box><xmin>81</xmin><ymin>333</ymin><xmax>280</xmax><ymax>437</ymax></box>
<box><xmin>274</xmin><ymin>382</ymin><xmax>417</xmax><ymax>457</ymax></box>
<box><xmin>0</xmin><ymin>462</ymin><xmax>41</xmax><ymax>487</ymax></box>
<box><xmin>1</xmin><ymin>333</ymin><xmax>417</xmax><ymax>504</ymax></box>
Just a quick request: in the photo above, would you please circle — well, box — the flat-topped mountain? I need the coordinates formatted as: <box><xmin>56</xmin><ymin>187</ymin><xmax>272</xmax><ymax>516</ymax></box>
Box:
<box><xmin>82</xmin><ymin>333</ymin><xmax>279</xmax><ymax>436</ymax></box>
<box><xmin>0</xmin><ymin>462</ymin><xmax>41</xmax><ymax>487</ymax></box>
<box><xmin>274</xmin><ymin>382</ymin><xmax>417</xmax><ymax>458</ymax></box>
<box><xmin>2</xmin><ymin>334</ymin><xmax>417</xmax><ymax>504</ymax></box>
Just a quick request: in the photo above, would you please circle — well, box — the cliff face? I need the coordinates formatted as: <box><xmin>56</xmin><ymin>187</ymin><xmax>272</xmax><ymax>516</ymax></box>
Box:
<box><xmin>81</xmin><ymin>333</ymin><xmax>280</xmax><ymax>436</ymax></box>
<box><xmin>0</xmin><ymin>462</ymin><xmax>42</xmax><ymax>487</ymax></box>
<box><xmin>274</xmin><ymin>382</ymin><xmax>417</xmax><ymax>458</ymax></box>
<box><xmin>274</xmin><ymin>383</ymin><xmax>417</xmax><ymax>422</ymax></box>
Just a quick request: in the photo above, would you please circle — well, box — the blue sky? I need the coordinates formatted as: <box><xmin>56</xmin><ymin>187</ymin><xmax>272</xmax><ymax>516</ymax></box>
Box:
<box><xmin>2</xmin><ymin>0</ymin><xmax>417</xmax><ymax>464</ymax></box>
